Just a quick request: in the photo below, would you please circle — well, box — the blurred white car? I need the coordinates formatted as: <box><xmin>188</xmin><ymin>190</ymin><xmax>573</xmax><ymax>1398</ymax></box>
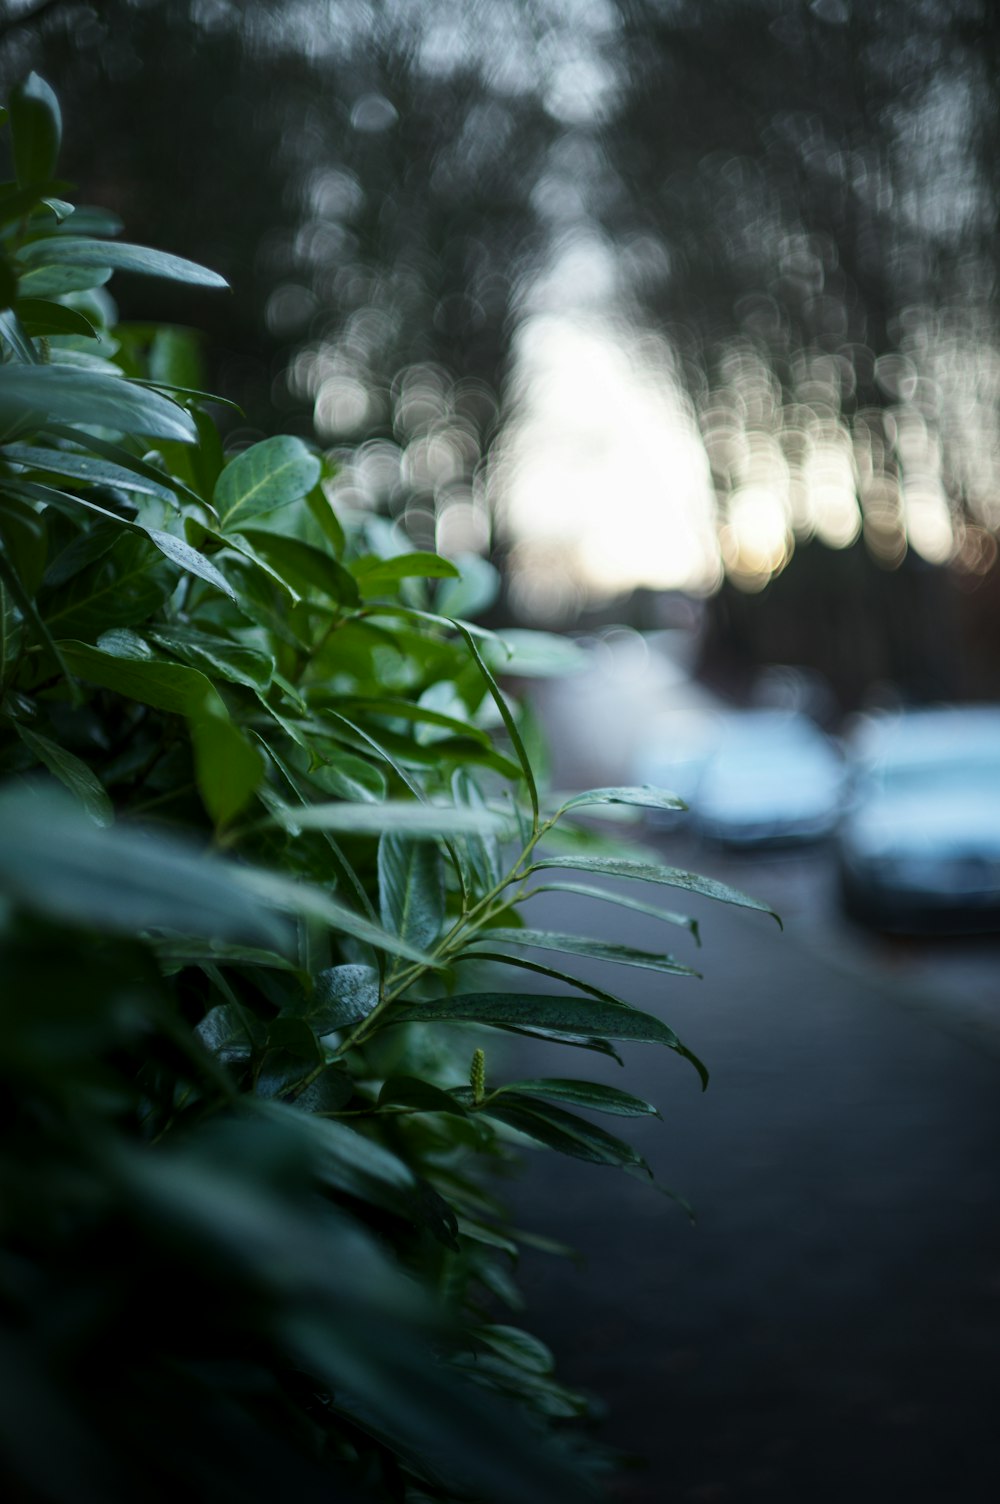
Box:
<box><xmin>691</xmin><ymin>710</ymin><xmax>845</xmax><ymax>847</ymax></box>
<box><xmin>836</xmin><ymin>706</ymin><xmax>1000</xmax><ymax>931</ymax></box>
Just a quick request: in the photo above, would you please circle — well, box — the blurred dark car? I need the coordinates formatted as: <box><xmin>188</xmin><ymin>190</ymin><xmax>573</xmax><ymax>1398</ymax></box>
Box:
<box><xmin>836</xmin><ymin>706</ymin><xmax>1000</xmax><ymax>932</ymax></box>
<box><xmin>691</xmin><ymin>710</ymin><xmax>846</xmax><ymax>847</ymax></box>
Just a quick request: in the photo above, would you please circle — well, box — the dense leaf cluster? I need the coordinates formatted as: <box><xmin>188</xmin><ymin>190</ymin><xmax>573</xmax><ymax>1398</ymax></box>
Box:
<box><xmin>0</xmin><ymin>77</ymin><xmax>777</xmax><ymax>1502</ymax></box>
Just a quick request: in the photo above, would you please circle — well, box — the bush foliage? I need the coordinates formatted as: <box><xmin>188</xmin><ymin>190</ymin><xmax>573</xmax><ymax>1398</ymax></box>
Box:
<box><xmin>0</xmin><ymin>76</ymin><xmax>776</xmax><ymax>1503</ymax></box>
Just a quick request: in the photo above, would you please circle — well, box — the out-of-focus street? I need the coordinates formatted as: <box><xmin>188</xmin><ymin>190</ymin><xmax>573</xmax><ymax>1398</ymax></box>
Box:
<box><xmin>501</xmin><ymin>639</ymin><xmax>1000</xmax><ymax>1503</ymax></box>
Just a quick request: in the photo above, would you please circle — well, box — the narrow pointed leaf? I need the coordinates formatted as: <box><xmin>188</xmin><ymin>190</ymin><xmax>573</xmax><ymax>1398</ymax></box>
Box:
<box><xmin>10</xmin><ymin>73</ymin><xmax>61</xmax><ymax>187</ymax></box>
<box><xmin>483</xmin><ymin>1097</ymin><xmax>651</xmax><ymax>1173</ymax></box>
<box><xmin>455</xmin><ymin>620</ymin><xmax>538</xmax><ymax>822</ymax></box>
<box><xmin>0</xmin><ymin>364</ymin><xmax>196</xmax><ymax>442</ymax></box>
<box><xmin>145</xmin><ymin>528</ymin><xmax>235</xmax><ymax>598</ymax></box>
<box><xmin>450</xmin><ymin>957</ymin><xmax>707</xmax><ymax>1085</ymax></box>
<box><xmin>379</xmin><ymin>833</ymin><xmax>444</xmax><ymax>954</ymax></box>
<box><xmin>0</xmin><ymin>307</ymin><xmax>41</xmax><ymax>363</ymax></box>
<box><xmin>14</xmin><ymin>299</ymin><xmax>99</xmax><ymax>339</ymax></box>
<box><xmin>395</xmin><ymin>992</ymin><xmax>687</xmax><ymax>1051</ymax></box>
<box><xmin>555</xmin><ymin>785</ymin><xmax>687</xmax><ymax>816</ymax></box>
<box><xmin>2</xmin><ymin>441</ymin><xmax>180</xmax><ymax>503</ymax></box>
<box><xmin>272</xmin><ymin>799</ymin><xmax>509</xmax><ymax>837</ymax></box>
<box><xmin>525</xmin><ymin>880</ymin><xmax>700</xmax><ymax>945</ymax></box>
<box><xmin>16</xmin><ymin>236</ymin><xmax>228</xmax><ymax>288</ymax></box>
<box><xmin>465</xmin><ymin>928</ymin><xmax>699</xmax><ymax>978</ymax></box>
<box><xmin>13</xmin><ymin>722</ymin><xmax>113</xmax><ymax>825</ymax></box>
<box><xmin>493</xmin><ymin>1079</ymin><xmax>661</xmax><ymax>1119</ymax></box>
<box><xmin>378</xmin><ymin>1076</ymin><xmax>470</xmax><ymax>1116</ymax></box>
<box><xmin>527</xmin><ymin>854</ymin><xmax>781</xmax><ymax>926</ymax></box>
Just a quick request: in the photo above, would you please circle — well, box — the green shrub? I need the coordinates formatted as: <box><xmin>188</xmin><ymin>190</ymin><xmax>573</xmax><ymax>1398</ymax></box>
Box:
<box><xmin>0</xmin><ymin>75</ymin><xmax>778</xmax><ymax>1503</ymax></box>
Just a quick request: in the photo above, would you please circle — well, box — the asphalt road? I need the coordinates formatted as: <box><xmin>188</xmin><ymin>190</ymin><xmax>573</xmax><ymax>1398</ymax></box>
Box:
<box><xmin>500</xmin><ymin>857</ymin><xmax>1000</xmax><ymax>1503</ymax></box>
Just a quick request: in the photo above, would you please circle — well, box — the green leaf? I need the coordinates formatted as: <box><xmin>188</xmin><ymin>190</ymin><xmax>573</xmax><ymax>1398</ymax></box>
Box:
<box><xmin>395</xmin><ymin>992</ymin><xmax>679</xmax><ymax>1046</ymax></box>
<box><xmin>2</xmin><ymin>441</ymin><xmax>180</xmax><ymax>504</ymax></box>
<box><xmin>58</xmin><ymin>636</ymin><xmax>224</xmax><ymax>718</ymax></box>
<box><xmin>555</xmin><ymin>785</ymin><xmax>686</xmax><ymax>816</ymax></box>
<box><xmin>527</xmin><ymin>854</ymin><xmax>782</xmax><ymax>926</ymax></box>
<box><xmin>14</xmin><ymin>298</ymin><xmax>99</xmax><ymax>339</ymax></box>
<box><xmin>333</xmin><ymin>695</ymin><xmax>494</xmax><ymax>747</ymax></box>
<box><xmin>42</xmin><ymin>530</ymin><xmax>170</xmax><ymax>638</ymax></box>
<box><xmin>0</xmin><ymin>547</ymin><xmax>80</xmax><ymax>700</ymax></box>
<box><xmin>15</xmin><ymin>236</ymin><xmax>228</xmax><ymax>288</ymax></box>
<box><xmin>465</xmin><ymin>928</ymin><xmax>699</xmax><ymax>978</ymax></box>
<box><xmin>272</xmin><ymin>799</ymin><xmax>509</xmax><ymax>838</ymax></box>
<box><xmin>195</xmin><ymin>1001</ymin><xmax>266</xmax><ymax>1064</ymax></box>
<box><xmin>395</xmin><ymin>991</ymin><xmax>706</xmax><ymax>1084</ymax></box>
<box><xmin>484</xmin><ymin>1097</ymin><xmax>651</xmax><ymax>1173</ymax></box>
<box><xmin>352</xmin><ymin>551</ymin><xmax>460</xmax><ymax>593</ymax></box>
<box><xmin>455</xmin><ymin>621</ymin><xmax>539</xmax><ymax>823</ymax></box>
<box><xmin>9</xmin><ymin>73</ymin><xmax>61</xmax><ymax>187</ymax></box>
<box><xmin>235</xmin><ymin>865</ymin><xmax>440</xmax><ymax>967</ymax></box>
<box><xmin>524</xmin><ymin>880</ymin><xmax>700</xmax><ymax>944</ymax></box>
<box><xmin>235</xmin><ymin>527</ymin><xmax>359</xmax><ymax>604</ymax></box>
<box><xmin>292</xmin><ymin>963</ymin><xmax>379</xmax><ymax>1033</ymax></box>
<box><xmin>12</xmin><ymin>722</ymin><xmax>113</xmax><ymax>826</ymax></box>
<box><xmin>0</xmin><ymin>364</ymin><xmax>196</xmax><ymax>443</ymax></box>
<box><xmin>214</xmin><ymin>435</ymin><xmax>321</xmax><ymax>529</ymax></box>
<box><xmin>379</xmin><ymin>833</ymin><xmax>444</xmax><ymax>955</ymax></box>
<box><xmin>493</xmin><ymin>1079</ymin><xmax>661</xmax><ymax>1119</ymax></box>
<box><xmin>0</xmin><ymin>788</ymin><xmax>292</xmax><ymax>948</ymax></box>
<box><xmin>190</xmin><ymin>705</ymin><xmax>264</xmax><ymax>825</ymax></box>
<box><xmin>305</xmin><ymin>744</ymin><xmax>387</xmax><ymax>803</ymax></box>
<box><xmin>56</xmin><ymin>639</ymin><xmax>261</xmax><ymax>821</ymax></box>
<box><xmin>490</xmin><ymin>629</ymin><xmax>589</xmax><ymax>678</ymax></box>
<box><xmin>148</xmin><ymin>625</ymin><xmax>273</xmax><ymax>690</ymax></box>
<box><xmin>46</xmin><ymin>425</ymin><xmax>205</xmax><ymax>506</ymax></box>
<box><xmin>477</xmin><ymin>1325</ymin><xmax>555</xmax><ymax>1377</ymax></box>
<box><xmin>0</xmin><ymin>307</ymin><xmax>41</xmax><ymax>363</ymax></box>
<box><xmin>145</xmin><ymin>528</ymin><xmax>235</xmax><ymax>599</ymax></box>
<box><xmin>378</xmin><ymin>1075</ymin><xmax>470</xmax><ymax>1116</ymax></box>
<box><xmin>16</xmin><ymin>263</ymin><xmax>113</xmax><ymax>298</ymax></box>
<box><xmin>0</xmin><ymin>490</ymin><xmax>47</xmax><ymax>594</ymax></box>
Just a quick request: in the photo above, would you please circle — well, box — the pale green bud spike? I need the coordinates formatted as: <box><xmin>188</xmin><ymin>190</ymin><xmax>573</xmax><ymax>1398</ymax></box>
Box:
<box><xmin>470</xmin><ymin>1047</ymin><xmax>486</xmax><ymax>1104</ymax></box>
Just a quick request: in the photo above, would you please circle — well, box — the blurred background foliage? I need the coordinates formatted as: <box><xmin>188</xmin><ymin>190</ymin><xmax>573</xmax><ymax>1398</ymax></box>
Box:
<box><xmin>3</xmin><ymin>0</ymin><xmax>999</xmax><ymax>707</ymax></box>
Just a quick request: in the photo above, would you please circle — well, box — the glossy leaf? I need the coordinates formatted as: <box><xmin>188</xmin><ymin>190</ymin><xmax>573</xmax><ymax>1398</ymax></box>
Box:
<box><xmin>145</xmin><ymin>528</ymin><xmax>235</xmax><ymax>599</ymax></box>
<box><xmin>555</xmin><ymin>785</ymin><xmax>687</xmax><ymax>815</ymax></box>
<box><xmin>484</xmin><ymin>1097</ymin><xmax>651</xmax><ymax>1173</ymax></box>
<box><xmin>214</xmin><ymin>435</ymin><xmax>321</xmax><ymax>529</ymax></box>
<box><xmin>3</xmin><ymin>441</ymin><xmax>180</xmax><ymax>503</ymax></box>
<box><xmin>379</xmin><ymin>833</ymin><xmax>444</xmax><ymax>956</ymax></box>
<box><xmin>455</xmin><ymin>621</ymin><xmax>539</xmax><ymax>823</ymax></box>
<box><xmin>16</xmin><ymin>236</ymin><xmax>228</xmax><ymax>288</ymax></box>
<box><xmin>272</xmin><ymin>798</ymin><xmax>509</xmax><ymax>837</ymax></box>
<box><xmin>9</xmin><ymin>73</ymin><xmax>61</xmax><ymax>187</ymax></box>
<box><xmin>0</xmin><ymin>789</ymin><xmax>292</xmax><ymax>949</ymax></box>
<box><xmin>0</xmin><ymin>364</ymin><xmax>196</xmax><ymax>442</ymax></box>
<box><xmin>465</xmin><ymin>928</ymin><xmax>700</xmax><ymax>978</ymax></box>
<box><xmin>13</xmin><ymin>722</ymin><xmax>113</xmax><ymax>826</ymax></box>
<box><xmin>0</xmin><ymin>307</ymin><xmax>41</xmax><ymax>363</ymax></box>
<box><xmin>394</xmin><ymin>991</ymin><xmax>692</xmax><ymax>1052</ymax></box>
<box><xmin>525</xmin><ymin>880</ymin><xmax>700</xmax><ymax>944</ymax></box>
<box><xmin>378</xmin><ymin>1075</ymin><xmax>470</xmax><ymax>1116</ymax></box>
<box><xmin>148</xmin><ymin>625</ymin><xmax>273</xmax><ymax>690</ymax></box>
<box><xmin>189</xmin><ymin>707</ymin><xmax>264</xmax><ymax>825</ymax></box>
<box><xmin>236</xmin><ymin>527</ymin><xmax>359</xmax><ymax>604</ymax></box>
<box><xmin>295</xmin><ymin>963</ymin><xmax>379</xmax><ymax>1033</ymax></box>
<box><xmin>352</xmin><ymin>551</ymin><xmax>460</xmax><ymax>593</ymax></box>
<box><xmin>15</xmin><ymin>298</ymin><xmax>99</xmax><ymax>339</ymax></box>
<box><xmin>493</xmin><ymin>1079</ymin><xmax>661</xmax><ymax>1119</ymax></box>
<box><xmin>527</xmin><ymin>854</ymin><xmax>782</xmax><ymax>926</ymax></box>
